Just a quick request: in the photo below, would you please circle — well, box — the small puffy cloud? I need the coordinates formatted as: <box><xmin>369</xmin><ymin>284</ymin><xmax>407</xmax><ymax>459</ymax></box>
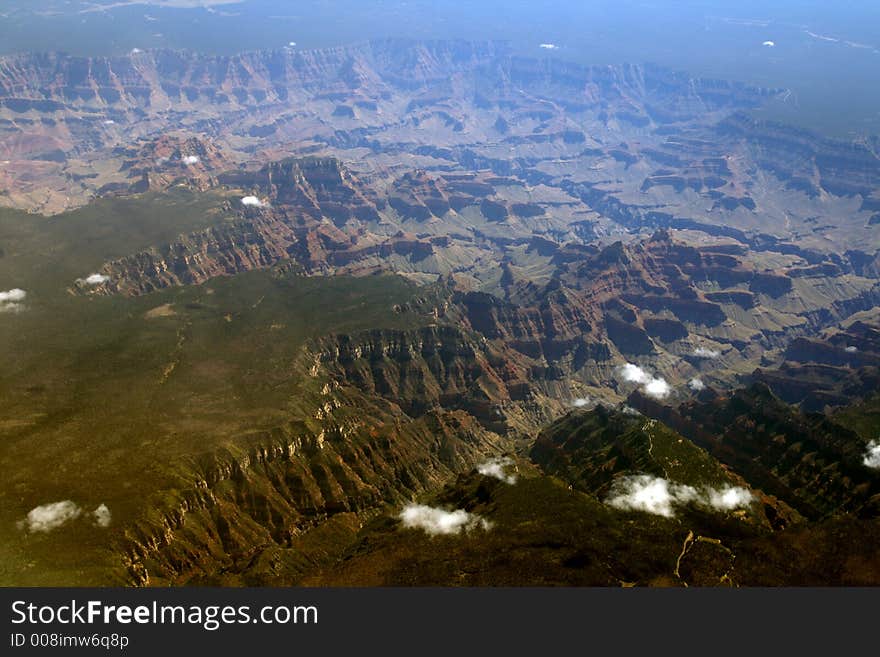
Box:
<box><xmin>241</xmin><ymin>196</ymin><xmax>266</xmax><ymax>208</ymax></box>
<box><xmin>692</xmin><ymin>347</ymin><xmax>721</xmax><ymax>359</ymax></box>
<box><xmin>864</xmin><ymin>440</ymin><xmax>880</xmax><ymax>469</ymax></box>
<box><xmin>18</xmin><ymin>501</ymin><xmax>82</xmax><ymax>533</ymax></box>
<box><xmin>605</xmin><ymin>475</ymin><xmax>753</xmax><ymax>517</ymax></box>
<box><xmin>539</xmin><ymin>43</ymin><xmax>559</xmax><ymax>50</ymax></box>
<box><xmin>182</xmin><ymin>155</ymin><xmax>200</xmax><ymax>165</ymax></box>
<box><xmin>643</xmin><ymin>377</ymin><xmax>671</xmax><ymax>399</ymax></box>
<box><xmin>689</xmin><ymin>377</ymin><xmax>705</xmax><ymax>391</ymax></box>
<box><xmin>0</xmin><ymin>288</ymin><xmax>26</xmax><ymax>313</ymax></box>
<box><xmin>619</xmin><ymin>363</ymin><xmax>650</xmax><ymax>385</ymax></box>
<box><xmin>102</xmin><ymin>119</ymin><xmax>116</xmax><ymax>125</ymax></box>
<box><xmin>845</xmin><ymin>346</ymin><xmax>858</xmax><ymax>353</ymax></box>
<box><xmin>621</xmin><ymin>405</ymin><xmax>642</xmax><ymax>416</ymax></box>
<box><xmin>84</xmin><ymin>274</ymin><xmax>109</xmax><ymax>285</ymax></box>
<box><xmin>706</xmin><ymin>486</ymin><xmax>754</xmax><ymax>511</ymax></box>
<box><xmin>572</xmin><ymin>397</ymin><xmax>590</xmax><ymax>408</ymax></box>
<box><xmin>288</xmin><ymin>41</ymin><xmax>297</xmax><ymax>47</ymax></box>
<box><xmin>477</xmin><ymin>457</ymin><xmax>517</xmax><ymax>485</ymax></box>
<box><xmin>762</xmin><ymin>40</ymin><xmax>776</xmax><ymax>47</ymax></box>
<box><xmin>92</xmin><ymin>504</ymin><xmax>112</xmax><ymax>528</ymax></box>
<box><xmin>606</xmin><ymin>476</ymin><xmax>697</xmax><ymax>518</ymax></box>
<box><xmin>130</xmin><ymin>48</ymin><xmax>143</xmax><ymax>55</ymax></box>
<box><xmin>399</xmin><ymin>504</ymin><xmax>490</xmax><ymax>536</ymax></box>
<box><xmin>0</xmin><ymin>288</ymin><xmax>26</xmax><ymax>303</ymax></box>
<box><xmin>618</xmin><ymin>363</ymin><xmax>672</xmax><ymax>400</ymax></box>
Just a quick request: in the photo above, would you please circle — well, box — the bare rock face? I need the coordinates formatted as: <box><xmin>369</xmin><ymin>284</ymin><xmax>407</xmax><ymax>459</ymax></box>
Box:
<box><xmin>3</xmin><ymin>38</ymin><xmax>878</xmax><ymax>264</ymax></box>
<box><xmin>0</xmin><ymin>39</ymin><xmax>794</xmax><ymax>214</ymax></box>
<box><xmin>389</xmin><ymin>170</ymin><xmax>451</xmax><ymax>220</ymax></box>
<box><xmin>219</xmin><ymin>157</ymin><xmax>382</xmax><ymax>224</ymax></box>
<box><xmin>718</xmin><ymin>113</ymin><xmax>880</xmax><ymax>199</ymax></box>
<box><xmin>98</xmin><ymin>157</ymin><xmax>456</xmax><ymax>294</ymax></box>
<box><xmin>100</xmin><ymin>133</ymin><xmax>232</xmax><ymax>195</ymax></box>
<box><xmin>87</xmin><ymin>164</ymin><xmax>879</xmax><ymax>404</ymax></box>
<box><xmin>0</xmin><ymin>42</ymin><xmax>771</xmax><ymax>120</ymax></box>
<box><xmin>751</xmin><ymin>321</ymin><xmax>880</xmax><ymax>410</ymax></box>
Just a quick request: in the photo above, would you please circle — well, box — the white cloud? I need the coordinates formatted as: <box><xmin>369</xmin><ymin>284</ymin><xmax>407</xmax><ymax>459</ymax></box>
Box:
<box><xmin>864</xmin><ymin>440</ymin><xmax>880</xmax><ymax>469</ymax></box>
<box><xmin>605</xmin><ymin>475</ymin><xmax>753</xmax><ymax>518</ymax></box>
<box><xmin>92</xmin><ymin>504</ymin><xmax>112</xmax><ymax>528</ymax></box>
<box><xmin>0</xmin><ymin>288</ymin><xmax>26</xmax><ymax>313</ymax></box>
<box><xmin>762</xmin><ymin>40</ymin><xmax>776</xmax><ymax>47</ymax></box>
<box><xmin>477</xmin><ymin>457</ymin><xmax>517</xmax><ymax>485</ymax></box>
<box><xmin>84</xmin><ymin>274</ymin><xmax>109</xmax><ymax>285</ymax></box>
<box><xmin>18</xmin><ymin>501</ymin><xmax>82</xmax><ymax>533</ymax></box>
<box><xmin>182</xmin><ymin>155</ymin><xmax>200</xmax><ymax>165</ymax></box>
<box><xmin>0</xmin><ymin>288</ymin><xmax>26</xmax><ymax>303</ymax></box>
<box><xmin>643</xmin><ymin>377</ymin><xmax>671</xmax><ymax>399</ymax></box>
<box><xmin>539</xmin><ymin>43</ymin><xmax>559</xmax><ymax>50</ymax></box>
<box><xmin>131</xmin><ymin>48</ymin><xmax>143</xmax><ymax>55</ymax></box>
<box><xmin>618</xmin><ymin>363</ymin><xmax>672</xmax><ymax>400</ymax></box>
<box><xmin>288</xmin><ymin>41</ymin><xmax>297</xmax><ymax>47</ymax></box>
<box><xmin>845</xmin><ymin>346</ymin><xmax>858</xmax><ymax>353</ymax></box>
<box><xmin>399</xmin><ymin>504</ymin><xmax>490</xmax><ymax>536</ymax></box>
<box><xmin>572</xmin><ymin>397</ymin><xmax>590</xmax><ymax>408</ymax></box>
<box><xmin>689</xmin><ymin>377</ymin><xmax>705</xmax><ymax>391</ymax></box>
<box><xmin>241</xmin><ymin>196</ymin><xmax>266</xmax><ymax>208</ymax></box>
<box><xmin>619</xmin><ymin>363</ymin><xmax>650</xmax><ymax>385</ymax></box>
<box><xmin>692</xmin><ymin>347</ymin><xmax>721</xmax><ymax>359</ymax></box>
<box><xmin>621</xmin><ymin>405</ymin><xmax>642</xmax><ymax>416</ymax></box>
<box><xmin>102</xmin><ymin>119</ymin><xmax>116</xmax><ymax>125</ymax></box>
<box><xmin>606</xmin><ymin>475</ymin><xmax>697</xmax><ymax>518</ymax></box>
<box><xmin>705</xmin><ymin>486</ymin><xmax>754</xmax><ymax>511</ymax></box>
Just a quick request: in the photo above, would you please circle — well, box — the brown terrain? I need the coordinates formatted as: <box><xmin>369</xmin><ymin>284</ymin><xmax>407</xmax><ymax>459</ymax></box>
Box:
<box><xmin>0</xmin><ymin>40</ymin><xmax>878</xmax><ymax>587</ymax></box>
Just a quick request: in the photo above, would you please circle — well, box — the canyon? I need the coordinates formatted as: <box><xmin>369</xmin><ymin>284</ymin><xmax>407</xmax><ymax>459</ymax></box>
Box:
<box><xmin>0</xmin><ymin>39</ymin><xmax>878</xmax><ymax>586</ymax></box>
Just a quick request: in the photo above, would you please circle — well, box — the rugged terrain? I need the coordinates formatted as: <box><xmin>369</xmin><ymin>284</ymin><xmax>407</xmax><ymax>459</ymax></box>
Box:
<box><xmin>0</xmin><ymin>39</ymin><xmax>878</xmax><ymax>586</ymax></box>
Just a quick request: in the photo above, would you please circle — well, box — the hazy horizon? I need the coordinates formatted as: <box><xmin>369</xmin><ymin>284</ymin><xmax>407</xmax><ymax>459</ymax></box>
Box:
<box><xmin>2</xmin><ymin>1</ymin><xmax>879</xmax><ymax>138</ymax></box>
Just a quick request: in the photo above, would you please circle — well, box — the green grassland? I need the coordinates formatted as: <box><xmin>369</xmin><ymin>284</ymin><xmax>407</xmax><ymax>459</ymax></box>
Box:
<box><xmin>531</xmin><ymin>407</ymin><xmax>741</xmax><ymax>495</ymax></box>
<box><xmin>0</xmin><ymin>189</ymin><xmax>234</xmax><ymax>299</ymax></box>
<box><xmin>298</xmin><ymin>466</ymin><xmax>880</xmax><ymax>587</ymax></box>
<box><xmin>832</xmin><ymin>394</ymin><xmax>880</xmax><ymax>442</ymax></box>
<box><xmin>0</xmin><ymin>190</ymin><xmax>429</xmax><ymax>585</ymax></box>
<box><xmin>301</xmin><ymin>473</ymin><xmax>710</xmax><ymax>587</ymax></box>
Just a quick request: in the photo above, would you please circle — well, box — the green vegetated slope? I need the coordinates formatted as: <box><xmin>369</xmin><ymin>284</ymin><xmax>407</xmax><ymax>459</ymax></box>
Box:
<box><xmin>833</xmin><ymin>394</ymin><xmax>880</xmax><ymax>441</ymax></box>
<box><xmin>302</xmin><ymin>471</ymin><xmax>834</xmax><ymax>587</ymax></box>
<box><xmin>0</xmin><ymin>189</ymin><xmax>234</xmax><ymax>298</ymax></box>
<box><xmin>0</xmin><ymin>191</ymin><xmax>431</xmax><ymax>585</ymax></box>
<box><xmin>300</xmin><ymin>402</ymin><xmax>880</xmax><ymax>587</ymax></box>
<box><xmin>530</xmin><ymin>406</ymin><xmax>738</xmax><ymax>495</ymax></box>
<box><xmin>629</xmin><ymin>384</ymin><xmax>880</xmax><ymax>520</ymax></box>
<box><xmin>303</xmin><ymin>474</ymin><xmax>694</xmax><ymax>587</ymax></box>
